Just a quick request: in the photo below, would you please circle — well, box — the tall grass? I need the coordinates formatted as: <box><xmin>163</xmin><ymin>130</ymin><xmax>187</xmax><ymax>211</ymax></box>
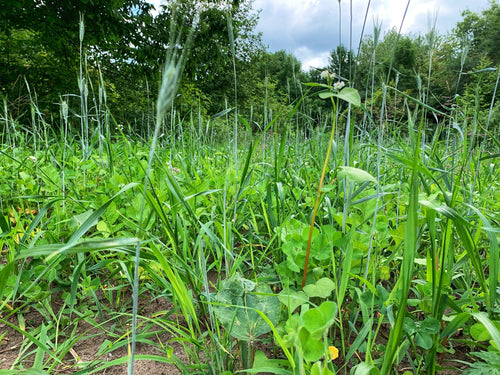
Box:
<box><xmin>0</xmin><ymin>4</ymin><xmax>499</xmax><ymax>375</ymax></box>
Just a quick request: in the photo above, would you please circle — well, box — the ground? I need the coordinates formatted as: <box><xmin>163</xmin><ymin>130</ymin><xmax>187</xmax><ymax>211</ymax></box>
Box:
<box><xmin>0</xmin><ymin>292</ymin><xmax>182</xmax><ymax>374</ymax></box>
<box><xmin>0</xmin><ymin>288</ymin><xmax>473</xmax><ymax>374</ymax></box>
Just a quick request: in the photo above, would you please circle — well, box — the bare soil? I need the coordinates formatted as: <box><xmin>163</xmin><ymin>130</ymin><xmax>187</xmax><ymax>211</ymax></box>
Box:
<box><xmin>0</xmin><ymin>289</ymin><xmax>473</xmax><ymax>375</ymax></box>
<box><xmin>0</xmin><ymin>292</ymin><xmax>182</xmax><ymax>374</ymax></box>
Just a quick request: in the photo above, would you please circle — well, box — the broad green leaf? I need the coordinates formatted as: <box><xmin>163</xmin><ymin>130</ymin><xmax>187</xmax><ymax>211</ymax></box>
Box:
<box><xmin>213</xmin><ymin>274</ymin><xmax>280</xmax><ymax>341</ymax></box>
<box><xmin>403</xmin><ymin>317</ymin><xmax>417</xmax><ymax>335</ymax></box>
<box><xmin>336</xmin><ymin>87</ymin><xmax>361</xmax><ymax>106</ymax></box>
<box><xmin>247</xmin><ymin>350</ymin><xmax>292</xmax><ymax>375</ymax></box>
<box><xmin>303</xmin><ymin>278</ymin><xmax>335</xmax><ymax>299</ymax></box>
<box><xmin>415</xmin><ymin>332</ymin><xmax>433</xmax><ymax>349</ymax></box>
<box><xmin>318</xmin><ymin>88</ymin><xmax>361</xmax><ymax>106</ymax></box>
<box><xmin>353</xmin><ymin>362</ymin><xmax>381</xmax><ymax>375</ymax></box>
<box><xmin>471</xmin><ymin>323</ymin><xmax>491</xmax><ymax>341</ymax></box>
<box><xmin>301</xmin><ymin>308</ymin><xmax>325</xmax><ymax>337</ymax></box>
<box><xmin>278</xmin><ymin>290</ymin><xmax>308</xmax><ymax>312</ymax></box>
<box><xmin>318</xmin><ymin>301</ymin><xmax>337</xmax><ymax>327</ymax></box>
<box><xmin>301</xmin><ymin>301</ymin><xmax>337</xmax><ymax>337</ymax></box>
<box><xmin>420</xmin><ymin>317</ymin><xmax>440</xmax><ymax>334</ymax></box>
<box><xmin>311</xmin><ymin>361</ymin><xmax>334</xmax><ymax>375</ymax></box>
<box><xmin>299</xmin><ymin>327</ymin><xmax>324</xmax><ymax>362</ymax></box>
<box><xmin>319</xmin><ymin>91</ymin><xmax>335</xmax><ymax>99</ymax></box>
<box><xmin>338</xmin><ymin>166</ymin><xmax>377</xmax><ymax>184</ymax></box>
<box><xmin>471</xmin><ymin>314</ymin><xmax>500</xmax><ymax>350</ymax></box>
<box><xmin>97</xmin><ymin>220</ymin><xmax>111</xmax><ymax>237</ymax></box>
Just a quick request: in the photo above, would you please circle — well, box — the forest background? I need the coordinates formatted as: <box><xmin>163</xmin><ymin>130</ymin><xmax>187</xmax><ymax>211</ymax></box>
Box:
<box><xmin>1</xmin><ymin>0</ymin><xmax>499</xmax><ymax>137</ymax></box>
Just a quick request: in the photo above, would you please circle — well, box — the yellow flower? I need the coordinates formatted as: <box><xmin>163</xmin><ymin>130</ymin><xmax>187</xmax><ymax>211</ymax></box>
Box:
<box><xmin>328</xmin><ymin>345</ymin><xmax>339</xmax><ymax>360</ymax></box>
<box><xmin>14</xmin><ymin>227</ymin><xmax>41</xmax><ymax>244</ymax></box>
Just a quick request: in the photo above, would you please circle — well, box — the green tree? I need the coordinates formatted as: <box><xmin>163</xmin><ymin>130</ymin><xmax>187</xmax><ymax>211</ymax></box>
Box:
<box><xmin>329</xmin><ymin>45</ymin><xmax>355</xmax><ymax>81</ymax></box>
<box><xmin>235</xmin><ymin>50</ymin><xmax>307</xmax><ymax>127</ymax></box>
<box><xmin>150</xmin><ymin>0</ymin><xmax>264</xmax><ymax>117</ymax></box>
<box><xmin>0</xmin><ymin>0</ymin><xmax>153</xmax><ymax>120</ymax></box>
<box><xmin>454</xmin><ymin>1</ymin><xmax>500</xmax><ymax>65</ymax></box>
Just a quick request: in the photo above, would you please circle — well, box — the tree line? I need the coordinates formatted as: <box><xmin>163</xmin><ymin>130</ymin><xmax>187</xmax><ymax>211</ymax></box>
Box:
<box><xmin>1</xmin><ymin>0</ymin><xmax>499</xmax><ymax>135</ymax></box>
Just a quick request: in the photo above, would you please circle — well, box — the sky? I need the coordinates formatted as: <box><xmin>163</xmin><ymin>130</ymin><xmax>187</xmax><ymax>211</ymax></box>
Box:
<box><xmin>149</xmin><ymin>0</ymin><xmax>493</xmax><ymax>71</ymax></box>
<box><xmin>252</xmin><ymin>0</ymin><xmax>492</xmax><ymax>70</ymax></box>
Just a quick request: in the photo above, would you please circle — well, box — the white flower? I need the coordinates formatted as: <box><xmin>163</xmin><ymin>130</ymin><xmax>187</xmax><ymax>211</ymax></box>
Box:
<box><xmin>28</xmin><ymin>156</ymin><xmax>37</xmax><ymax>163</ymax></box>
<box><xmin>320</xmin><ymin>70</ymin><xmax>331</xmax><ymax>80</ymax></box>
<box><xmin>333</xmin><ymin>81</ymin><xmax>345</xmax><ymax>90</ymax></box>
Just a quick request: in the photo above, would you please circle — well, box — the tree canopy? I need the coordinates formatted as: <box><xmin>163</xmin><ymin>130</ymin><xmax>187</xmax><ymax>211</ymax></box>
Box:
<box><xmin>0</xmin><ymin>0</ymin><xmax>498</xmax><ymax>134</ymax></box>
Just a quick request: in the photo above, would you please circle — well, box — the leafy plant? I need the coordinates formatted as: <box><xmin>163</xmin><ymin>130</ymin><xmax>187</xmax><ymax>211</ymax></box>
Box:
<box><xmin>213</xmin><ymin>273</ymin><xmax>280</xmax><ymax>370</ymax></box>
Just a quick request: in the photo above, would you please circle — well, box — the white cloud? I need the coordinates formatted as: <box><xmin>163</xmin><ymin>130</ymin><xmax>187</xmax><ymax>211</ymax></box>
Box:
<box><xmin>370</xmin><ymin>1</ymin><xmax>443</xmax><ymax>35</ymax></box>
<box><xmin>294</xmin><ymin>47</ymin><xmax>330</xmax><ymax>71</ymax></box>
<box><xmin>149</xmin><ymin>0</ymin><xmax>166</xmax><ymax>17</ymax></box>
<box><xmin>254</xmin><ymin>0</ymin><xmax>491</xmax><ymax>71</ymax></box>
<box><xmin>148</xmin><ymin>0</ymin><xmax>491</xmax><ymax>71</ymax></box>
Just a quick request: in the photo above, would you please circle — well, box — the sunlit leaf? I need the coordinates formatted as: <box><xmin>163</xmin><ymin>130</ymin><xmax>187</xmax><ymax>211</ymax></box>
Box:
<box><xmin>338</xmin><ymin>166</ymin><xmax>377</xmax><ymax>184</ymax></box>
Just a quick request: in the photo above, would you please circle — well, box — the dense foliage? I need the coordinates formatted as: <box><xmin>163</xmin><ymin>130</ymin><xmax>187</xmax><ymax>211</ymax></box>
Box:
<box><xmin>2</xmin><ymin>0</ymin><xmax>499</xmax><ymax>134</ymax></box>
<box><xmin>0</xmin><ymin>1</ymin><xmax>499</xmax><ymax>375</ymax></box>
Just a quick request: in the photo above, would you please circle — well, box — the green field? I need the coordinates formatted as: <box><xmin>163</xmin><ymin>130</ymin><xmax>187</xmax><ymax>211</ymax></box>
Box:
<box><xmin>1</xmin><ymin>1</ymin><xmax>499</xmax><ymax>374</ymax></box>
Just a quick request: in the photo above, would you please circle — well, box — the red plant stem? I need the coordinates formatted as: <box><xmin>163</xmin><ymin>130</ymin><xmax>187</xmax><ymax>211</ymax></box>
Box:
<box><xmin>301</xmin><ymin>98</ymin><xmax>337</xmax><ymax>289</ymax></box>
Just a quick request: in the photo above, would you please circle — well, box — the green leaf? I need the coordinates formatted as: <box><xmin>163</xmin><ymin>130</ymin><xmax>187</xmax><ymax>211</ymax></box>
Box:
<box><xmin>301</xmin><ymin>308</ymin><xmax>326</xmax><ymax>337</ymax></box>
<box><xmin>0</xmin><ymin>214</ymin><xmax>10</xmax><ymax>233</ymax></box>
<box><xmin>336</xmin><ymin>87</ymin><xmax>361</xmax><ymax>106</ymax></box>
<box><xmin>317</xmin><ymin>88</ymin><xmax>361</xmax><ymax>106</ymax></box>
<box><xmin>303</xmin><ymin>278</ymin><xmax>335</xmax><ymax>299</ymax></box>
<box><xmin>471</xmin><ymin>323</ymin><xmax>493</xmax><ymax>342</ymax></box>
<box><xmin>403</xmin><ymin>317</ymin><xmax>417</xmax><ymax>335</ymax></box>
<box><xmin>338</xmin><ymin>166</ymin><xmax>377</xmax><ymax>184</ymax></box>
<box><xmin>420</xmin><ymin>317</ymin><xmax>440</xmax><ymax>334</ymax></box>
<box><xmin>299</xmin><ymin>327</ymin><xmax>324</xmax><ymax>362</ymax></box>
<box><xmin>472</xmin><ymin>313</ymin><xmax>500</xmax><ymax>350</ymax></box>
<box><xmin>0</xmin><ymin>262</ymin><xmax>15</xmax><ymax>302</ymax></box>
<box><xmin>300</xmin><ymin>301</ymin><xmax>337</xmax><ymax>337</ymax></box>
<box><xmin>16</xmin><ymin>237</ymin><xmax>140</xmax><ymax>260</ymax></box>
<box><xmin>441</xmin><ymin>313</ymin><xmax>471</xmax><ymax>339</ymax></box>
<box><xmin>319</xmin><ymin>91</ymin><xmax>335</xmax><ymax>99</ymax></box>
<box><xmin>318</xmin><ymin>301</ymin><xmax>337</xmax><ymax>326</ymax></box>
<box><xmin>353</xmin><ymin>362</ymin><xmax>381</xmax><ymax>375</ymax></box>
<box><xmin>415</xmin><ymin>332</ymin><xmax>433</xmax><ymax>349</ymax></box>
<box><xmin>419</xmin><ymin>199</ymin><xmax>468</xmax><ymax>226</ymax></box>
<box><xmin>319</xmin><ymin>185</ymin><xmax>336</xmax><ymax>193</ymax></box>
<box><xmin>311</xmin><ymin>361</ymin><xmax>334</xmax><ymax>375</ymax></box>
<box><xmin>246</xmin><ymin>350</ymin><xmax>292</xmax><ymax>375</ymax></box>
<box><xmin>14</xmin><ymin>370</ymin><xmax>50</xmax><ymax>375</ymax></box>
<box><xmin>213</xmin><ymin>274</ymin><xmax>280</xmax><ymax>341</ymax></box>
<box><xmin>463</xmin><ymin>351</ymin><xmax>500</xmax><ymax>375</ymax></box>
<box><xmin>305</xmin><ymin>82</ymin><xmax>332</xmax><ymax>89</ymax></box>
<box><xmin>70</xmin><ymin>209</ymin><xmax>96</xmax><ymax>229</ymax></box>
<box><xmin>278</xmin><ymin>290</ymin><xmax>308</xmax><ymax>313</ymax></box>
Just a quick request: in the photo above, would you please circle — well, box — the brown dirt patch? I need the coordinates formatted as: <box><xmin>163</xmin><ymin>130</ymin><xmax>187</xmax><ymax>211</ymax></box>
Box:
<box><xmin>0</xmin><ymin>291</ymin><xmax>183</xmax><ymax>374</ymax></box>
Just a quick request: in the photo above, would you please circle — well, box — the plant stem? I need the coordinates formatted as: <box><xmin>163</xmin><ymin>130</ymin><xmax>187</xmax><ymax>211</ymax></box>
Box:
<box><xmin>302</xmin><ymin>98</ymin><xmax>337</xmax><ymax>289</ymax></box>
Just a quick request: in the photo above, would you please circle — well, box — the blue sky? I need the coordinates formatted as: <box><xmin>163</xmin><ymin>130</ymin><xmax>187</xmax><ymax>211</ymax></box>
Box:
<box><xmin>253</xmin><ymin>0</ymin><xmax>492</xmax><ymax>70</ymax></box>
